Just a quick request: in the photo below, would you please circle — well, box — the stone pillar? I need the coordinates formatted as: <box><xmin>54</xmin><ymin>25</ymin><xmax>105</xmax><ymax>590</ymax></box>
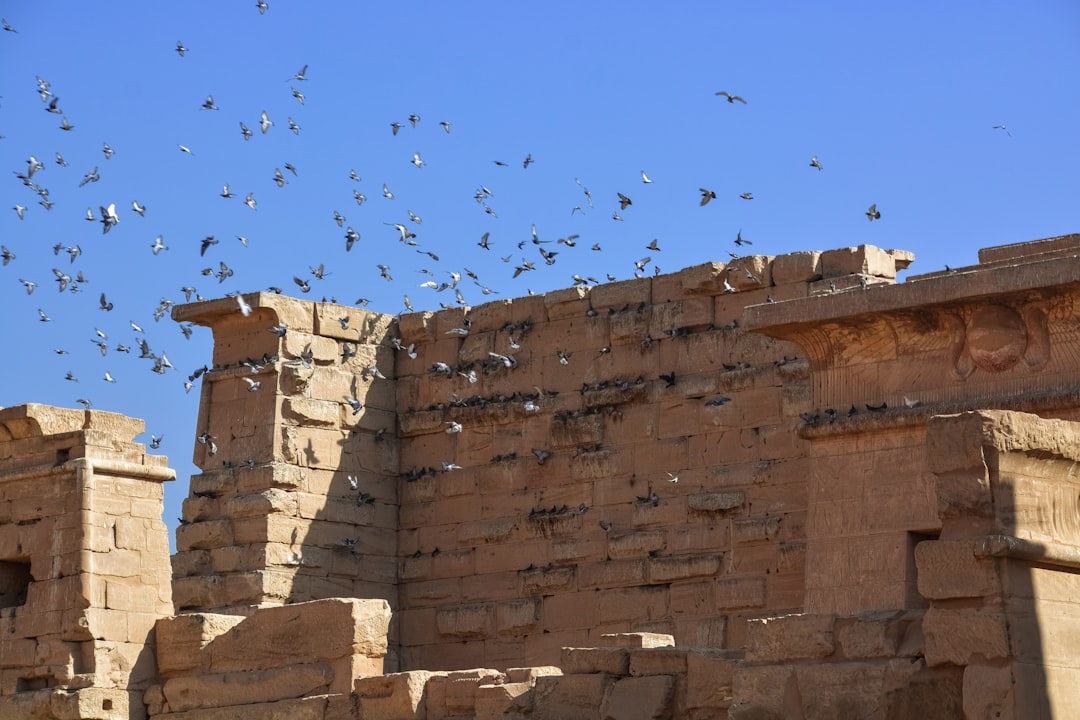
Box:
<box><xmin>0</xmin><ymin>404</ymin><xmax>174</xmax><ymax>719</ymax></box>
<box><xmin>169</xmin><ymin>294</ymin><xmax>399</xmax><ymax>619</ymax></box>
<box><xmin>919</xmin><ymin>410</ymin><xmax>1080</xmax><ymax>718</ymax></box>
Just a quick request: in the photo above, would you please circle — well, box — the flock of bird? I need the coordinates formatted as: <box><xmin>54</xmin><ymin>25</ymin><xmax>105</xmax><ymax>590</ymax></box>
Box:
<box><xmin>1</xmin><ymin>7</ymin><xmax>906</xmax><ymax>464</ymax></box>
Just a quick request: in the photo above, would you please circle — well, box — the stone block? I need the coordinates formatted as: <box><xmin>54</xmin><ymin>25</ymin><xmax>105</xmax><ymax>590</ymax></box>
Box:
<box><xmin>356</xmin><ymin>670</ymin><xmax>438</xmax><ymax>720</ymax></box>
<box><xmin>437</xmin><ymin>603</ymin><xmax>494</xmax><ymax>639</ymax></box>
<box><xmin>685</xmin><ymin>649</ymin><xmax>737</xmax><ymax>712</ymax></box>
<box><xmin>608</xmin><ymin>529</ymin><xmax>666</xmax><ymax>559</ymax></box>
<box><xmin>532</xmin><ymin>673</ymin><xmax>615</xmax><ymax>720</ymax></box>
<box><xmin>745</xmin><ymin>613</ymin><xmax>835</xmax><ymax>663</ymax></box>
<box><xmin>962</xmin><ymin>663</ymin><xmax>1015</xmax><ymax>720</ymax></box>
<box><xmin>474</xmin><ymin>680</ymin><xmax>534</xmax><ymax>720</ymax></box>
<box><xmin>771</xmin><ymin>250</ymin><xmax>822</xmax><ymax>285</ymax></box>
<box><xmin>601</xmin><ymin>674</ymin><xmax>675</xmax><ymax>720</ymax></box>
<box><xmin>629</xmin><ymin>646</ymin><xmax>688</xmax><ymax>676</ymax></box>
<box><xmin>714</xmin><ymin>576</ymin><xmax>766</xmax><ymax>610</ymax></box>
<box><xmin>207</xmin><ymin>598</ymin><xmax>389</xmax><ymax>673</ymax></box>
<box><xmin>161</xmin><ymin>663</ymin><xmax>333</xmax><ymax>712</ymax></box>
<box><xmin>915</xmin><ymin>539</ymin><xmax>1000</xmax><ymax>599</ymax></box>
<box><xmin>729</xmin><ymin>664</ymin><xmax>795</xmax><ymax>719</ymax></box>
<box><xmin>561</xmin><ymin>647</ymin><xmax>630</xmax><ymax>675</ymax></box>
<box><xmin>648</xmin><ymin>553</ymin><xmax>722</xmax><ymax>583</ymax></box>
<box><xmin>923</xmin><ymin>605</ymin><xmax>1009</xmax><ymax>667</ymax></box>
<box><xmin>820</xmin><ymin>245</ymin><xmax>900</xmax><ymax>279</ymax></box>
<box><xmin>598</xmin><ymin>632</ymin><xmax>675</xmax><ymax>649</ymax></box>
<box><xmin>688</xmin><ymin>491</ymin><xmax>745</xmax><ymax>514</ymax></box>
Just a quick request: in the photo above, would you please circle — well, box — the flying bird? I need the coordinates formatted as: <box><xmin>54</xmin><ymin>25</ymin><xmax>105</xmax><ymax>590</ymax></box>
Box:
<box><xmin>617</xmin><ymin>192</ymin><xmax>632</xmax><ymax>210</ymax></box>
<box><xmin>699</xmin><ymin>188</ymin><xmax>717</xmax><ymax>206</ymax></box>
<box><xmin>260</xmin><ymin>110</ymin><xmax>273</xmax><ymax>133</ymax></box>
<box><xmin>866</xmin><ymin>203</ymin><xmax>881</xmax><ymax>221</ymax></box>
<box><xmin>810</xmin><ymin>156</ymin><xmax>823</xmax><ymax>171</ymax></box>
<box><xmin>715</xmin><ymin>91</ymin><xmax>747</xmax><ymax>104</ymax></box>
<box><xmin>290</xmin><ymin>64</ymin><xmax>308</xmax><ymax>81</ymax></box>
<box><xmin>175</xmin><ymin>40</ymin><xmax>187</xmax><ymax>57</ymax></box>
<box><xmin>201</xmin><ymin>95</ymin><xmax>218</xmax><ymax>111</ymax></box>
<box><xmin>641</xmin><ymin>170</ymin><xmax>653</xmax><ymax>183</ymax></box>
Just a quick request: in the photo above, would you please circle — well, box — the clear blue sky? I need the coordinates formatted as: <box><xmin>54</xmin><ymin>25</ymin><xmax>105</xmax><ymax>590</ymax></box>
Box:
<box><xmin>2</xmin><ymin>2</ymin><xmax>1078</xmax><ymax>544</ymax></box>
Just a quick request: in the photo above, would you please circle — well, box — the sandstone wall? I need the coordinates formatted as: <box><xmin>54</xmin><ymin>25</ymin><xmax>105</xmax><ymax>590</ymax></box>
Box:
<box><xmin>0</xmin><ymin>404</ymin><xmax>174</xmax><ymax>720</ymax></box>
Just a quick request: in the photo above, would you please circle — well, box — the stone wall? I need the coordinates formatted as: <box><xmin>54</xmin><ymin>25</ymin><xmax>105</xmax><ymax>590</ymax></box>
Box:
<box><xmin>5</xmin><ymin>233</ymin><xmax>1080</xmax><ymax>718</ymax></box>
<box><xmin>0</xmin><ymin>404</ymin><xmax>174</xmax><ymax>719</ymax></box>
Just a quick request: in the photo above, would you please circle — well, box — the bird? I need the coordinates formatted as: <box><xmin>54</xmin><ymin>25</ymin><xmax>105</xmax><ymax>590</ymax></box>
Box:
<box><xmin>617</xmin><ymin>192</ymin><xmax>632</xmax><ymax>210</ymax></box>
<box><xmin>99</xmin><ymin>203</ymin><xmax>120</xmax><ymax>233</ymax></box>
<box><xmin>1</xmin><ymin>246</ymin><xmax>15</xmax><ymax>265</ymax></box>
<box><xmin>293</xmin><ymin>277</ymin><xmax>311</xmax><ymax>293</ymax></box>
<box><xmin>383</xmin><ymin>184</ymin><xmax>394</xmax><ymax>199</ymax></box>
<box><xmin>175</xmin><ymin>40</ymin><xmax>187</xmax><ymax>57</ymax></box>
<box><xmin>13</xmin><ymin>204</ymin><xmax>26</xmax><ymax>220</ymax></box>
<box><xmin>260</xmin><ymin>110</ymin><xmax>273</xmax><ymax>133</ymax></box>
<box><xmin>646</xmin><ymin>239</ymin><xmax>661</xmax><ymax>252</ymax></box>
<box><xmin>288</xmin><ymin>117</ymin><xmax>300</xmax><ymax>134</ymax></box>
<box><xmin>411</xmin><ymin>152</ymin><xmax>424</xmax><ymax>168</ymax></box>
<box><xmin>131</xmin><ymin>200</ymin><xmax>146</xmax><ymax>216</ymax></box>
<box><xmin>699</xmin><ymin>188</ymin><xmax>717</xmax><ymax>206</ymax></box>
<box><xmin>290</xmin><ymin>64</ymin><xmax>308</xmax><ymax>82</ymax></box>
<box><xmin>239</xmin><ymin>122</ymin><xmax>253</xmax><ymax>141</ymax></box>
<box><xmin>705</xmin><ymin>396</ymin><xmax>733</xmax><ymax>406</ymax></box>
<box><xmin>408</xmin><ymin>113</ymin><xmax>420</xmax><ymax>127</ymax></box>
<box><xmin>102</xmin><ymin>143</ymin><xmax>115</xmax><ymax>160</ymax></box>
<box><xmin>256</xmin><ymin>0</ymin><xmax>268</xmax><ymax>14</ymax></box>
<box><xmin>439</xmin><ymin>121</ymin><xmax>451</xmax><ymax>133</ymax></box>
<box><xmin>641</xmin><ymin>170</ymin><xmax>653</xmax><ymax>183</ymax></box>
<box><xmin>104</xmin><ymin>372</ymin><xmax>117</xmax><ymax>384</ymax></box>
<box><xmin>273</xmin><ymin>168</ymin><xmax>287</xmax><ymax>187</ymax></box>
<box><xmin>79</xmin><ymin>166</ymin><xmax>99</xmax><ymax>186</ymax></box>
<box><xmin>291</xmin><ymin>87</ymin><xmax>305</xmax><ymax>105</ymax></box>
<box><xmin>866</xmin><ymin>203</ymin><xmax>881</xmax><ymax>221</ymax></box>
<box><xmin>735</xmin><ymin>229</ymin><xmax>751</xmax><ymax>246</ymax></box>
<box><xmin>220</xmin><ymin>184</ymin><xmax>234</xmax><ymax>198</ymax></box>
<box><xmin>532</xmin><ymin>448</ymin><xmax>550</xmax><ymax>465</ymax></box>
<box><xmin>98</xmin><ymin>293</ymin><xmax>113</xmax><ymax>311</ymax></box>
<box><xmin>244</xmin><ymin>192</ymin><xmax>257</xmax><ymax>210</ymax></box>
<box><xmin>242</xmin><ymin>377</ymin><xmax>261</xmax><ymax>392</ymax></box>
<box><xmin>200</xmin><ymin>236</ymin><xmax>218</xmax><ymax>256</ymax></box>
<box><xmin>149</xmin><ymin>435</ymin><xmax>163</xmax><ymax>449</ymax></box>
<box><xmin>201</xmin><ymin>94</ymin><xmax>218</xmax><ymax>111</ymax></box>
<box><xmin>390</xmin><ymin>122</ymin><xmax>402</xmax><ymax>135</ymax></box>
<box><xmin>19</xmin><ymin>279</ymin><xmax>36</xmax><ymax>295</ymax></box>
<box><xmin>59</xmin><ymin>117</ymin><xmax>75</xmax><ymax>131</ymax></box>
<box><xmin>3</xmin><ymin>18</ymin><xmax>17</xmax><ymax>32</ymax></box>
<box><xmin>523</xmin><ymin>153</ymin><xmax>533</xmax><ymax>169</ymax></box>
<box><xmin>666</xmin><ymin>472</ymin><xmax>679</xmax><ymax>483</ymax></box>
<box><xmin>810</xmin><ymin>156</ymin><xmax>823</xmax><ymax>171</ymax></box>
<box><xmin>715</xmin><ymin>91</ymin><xmax>747</xmax><ymax>103</ymax></box>
<box><xmin>739</xmin><ymin>192</ymin><xmax>754</xmax><ymax>200</ymax></box>
<box><xmin>236</xmin><ymin>294</ymin><xmax>252</xmax><ymax>317</ymax></box>
<box><xmin>445</xmin><ymin>422</ymin><xmax>463</xmax><ymax>434</ymax></box>
<box><xmin>992</xmin><ymin>124</ymin><xmax>1011</xmax><ymax>137</ymax></box>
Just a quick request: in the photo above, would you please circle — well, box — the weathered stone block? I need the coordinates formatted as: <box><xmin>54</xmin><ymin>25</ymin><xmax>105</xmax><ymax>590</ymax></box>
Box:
<box><xmin>923</xmin><ymin>605</ymin><xmax>1009</xmax><ymax>667</ymax></box>
<box><xmin>601</xmin><ymin>674</ymin><xmax>675</xmax><ymax>720</ymax></box>
<box><xmin>745</xmin><ymin>613</ymin><xmax>835</xmax><ymax>663</ymax></box>
<box><xmin>532</xmin><ymin>673</ymin><xmax>615</xmax><ymax>720</ymax></box>
<box><xmin>915</xmin><ymin>540</ymin><xmax>1000</xmax><ymax>599</ymax></box>
<box><xmin>356</xmin><ymin>670</ymin><xmax>438</xmax><ymax>720</ymax></box>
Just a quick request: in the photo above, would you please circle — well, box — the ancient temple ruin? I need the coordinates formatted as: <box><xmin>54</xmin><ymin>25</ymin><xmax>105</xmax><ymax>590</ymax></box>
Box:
<box><xmin>3</xmin><ymin>234</ymin><xmax>1080</xmax><ymax>718</ymax></box>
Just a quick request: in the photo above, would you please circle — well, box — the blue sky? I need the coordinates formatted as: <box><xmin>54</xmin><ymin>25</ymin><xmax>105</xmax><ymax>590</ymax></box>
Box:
<box><xmin>2</xmin><ymin>2</ymin><xmax>1078</xmax><ymax>543</ymax></box>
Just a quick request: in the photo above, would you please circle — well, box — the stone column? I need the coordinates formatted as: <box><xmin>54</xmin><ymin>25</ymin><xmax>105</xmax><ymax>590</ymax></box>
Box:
<box><xmin>170</xmin><ymin>294</ymin><xmax>399</xmax><ymax>620</ymax></box>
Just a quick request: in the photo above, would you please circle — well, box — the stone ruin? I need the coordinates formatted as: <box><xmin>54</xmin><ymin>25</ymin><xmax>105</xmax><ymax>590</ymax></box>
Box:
<box><xmin>3</xmin><ymin>234</ymin><xmax>1080</xmax><ymax>718</ymax></box>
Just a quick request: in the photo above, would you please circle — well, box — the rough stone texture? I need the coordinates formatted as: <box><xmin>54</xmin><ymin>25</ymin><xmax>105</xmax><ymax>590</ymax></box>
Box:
<box><xmin>0</xmin><ymin>404</ymin><xmax>174</xmax><ymax>720</ymax></box>
<box><xmin>9</xmin><ymin>235</ymin><xmax>1080</xmax><ymax>717</ymax></box>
